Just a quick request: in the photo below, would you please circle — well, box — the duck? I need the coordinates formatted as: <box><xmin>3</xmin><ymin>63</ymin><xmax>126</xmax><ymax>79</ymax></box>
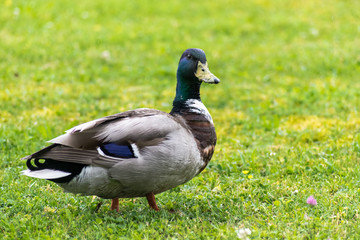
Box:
<box><xmin>22</xmin><ymin>48</ymin><xmax>220</xmax><ymax>212</ymax></box>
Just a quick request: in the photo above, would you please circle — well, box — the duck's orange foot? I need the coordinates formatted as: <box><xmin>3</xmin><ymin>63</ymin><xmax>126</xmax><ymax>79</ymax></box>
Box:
<box><xmin>146</xmin><ymin>192</ymin><xmax>160</xmax><ymax>211</ymax></box>
<box><xmin>110</xmin><ymin>198</ymin><xmax>119</xmax><ymax>212</ymax></box>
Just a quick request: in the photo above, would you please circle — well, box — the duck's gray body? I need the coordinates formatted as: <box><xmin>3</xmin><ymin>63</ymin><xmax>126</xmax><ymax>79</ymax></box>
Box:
<box><xmin>22</xmin><ymin>48</ymin><xmax>219</xmax><ymax>209</ymax></box>
<box><xmin>23</xmin><ymin>103</ymin><xmax>216</xmax><ymax>199</ymax></box>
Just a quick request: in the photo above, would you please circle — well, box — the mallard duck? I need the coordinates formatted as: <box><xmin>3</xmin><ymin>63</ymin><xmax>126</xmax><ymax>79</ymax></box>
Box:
<box><xmin>22</xmin><ymin>48</ymin><xmax>220</xmax><ymax>212</ymax></box>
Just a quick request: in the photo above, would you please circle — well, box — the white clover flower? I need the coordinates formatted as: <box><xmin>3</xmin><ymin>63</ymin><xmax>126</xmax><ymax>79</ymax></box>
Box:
<box><xmin>236</xmin><ymin>228</ymin><xmax>251</xmax><ymax>240</ymax></box>
<box><xmin>101</xmin><ymin>50</ymin><xmax>111</xmax><ymax>61</ymax></box>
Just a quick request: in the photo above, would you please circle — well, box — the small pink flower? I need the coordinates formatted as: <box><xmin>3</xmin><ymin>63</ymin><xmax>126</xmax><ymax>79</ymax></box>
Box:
<box><xmin>306</xmin><ymin>195</ymin><xmax>317</xmax><ymax>206</ymax></box>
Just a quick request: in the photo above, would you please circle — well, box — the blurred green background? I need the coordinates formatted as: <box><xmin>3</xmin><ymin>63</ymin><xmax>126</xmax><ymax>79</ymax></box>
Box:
<box><xmin>1</xmin><ymin>0</ymin><xmax>360</xmax><ymax>239</ymax></box>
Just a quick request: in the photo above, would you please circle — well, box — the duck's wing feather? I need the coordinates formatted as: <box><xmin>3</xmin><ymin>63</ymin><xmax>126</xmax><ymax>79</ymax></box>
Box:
<box><xmin>47</xmin><ymin>108</ymin><xmax>173</xmax><ymax>149</ymax></box>
<box><xmin>23</xmin><ymin>108</ymin><xmax>187</xmax><ymax>168</ymax></box>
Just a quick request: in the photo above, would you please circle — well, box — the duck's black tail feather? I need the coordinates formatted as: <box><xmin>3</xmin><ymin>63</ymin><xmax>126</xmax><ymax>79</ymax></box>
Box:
<box><xmin>22</xmin><ymin>144</ymin><xmax>88</xmax><ymax>183</ymax></box>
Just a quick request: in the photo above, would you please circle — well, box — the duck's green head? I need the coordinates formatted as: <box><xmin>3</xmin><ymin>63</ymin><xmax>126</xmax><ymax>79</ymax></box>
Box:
<box><xmin>175</xmin><ymin>48</ymin><xmax>220</xmax><ymax>101</ymax></box>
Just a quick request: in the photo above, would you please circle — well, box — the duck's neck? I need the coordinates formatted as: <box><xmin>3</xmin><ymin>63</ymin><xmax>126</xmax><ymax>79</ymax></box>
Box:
<box><xmin>172</xmin><ymin>74</ymin><xmax>202</xmax><ymax>108</ymax></box>
<box><xmin>170</xmin><ymin>76</ymin><xmax>213</xmax><ymax>124</ymax></box>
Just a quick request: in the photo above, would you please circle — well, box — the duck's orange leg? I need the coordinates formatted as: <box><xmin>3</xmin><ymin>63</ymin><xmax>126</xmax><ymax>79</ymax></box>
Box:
<box><xmin>146</xmin><ymin>192</ymin><xmax>160</xmax><ymax>211</ymax></box>
<box><xmin>110</xmin><ymin>198</ymin><xmax>119</xmax><ymax>212</ymax></box>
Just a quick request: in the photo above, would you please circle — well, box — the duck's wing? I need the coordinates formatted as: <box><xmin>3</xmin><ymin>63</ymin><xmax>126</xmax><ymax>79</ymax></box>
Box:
<box><xmin>22</xmin><ymin>108</ymin><xmax>187</xmax><ymax>169</ymax></box>
<box><xmin>50</xmin><ymin>108</ymin><xmax>177</xmax><ymax>149</ymax></box>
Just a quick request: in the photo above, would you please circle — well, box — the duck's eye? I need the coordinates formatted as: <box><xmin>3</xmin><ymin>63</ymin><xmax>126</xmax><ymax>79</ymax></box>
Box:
<box><xmin>187</xmin><ymin>54</ymin><xmax>192</xmax><ymax>59</ymax></box>
<box><xmin>201</xmin><ymin>68</ymin><xmax>205</xmax><ymax>72</ymax></box>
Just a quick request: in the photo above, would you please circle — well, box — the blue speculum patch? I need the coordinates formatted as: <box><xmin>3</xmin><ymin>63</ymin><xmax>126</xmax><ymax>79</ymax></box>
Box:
<box><xmin>100</xmin><ymin>143</ymin><xmax>135</xmax><ymax>158</ymax></box>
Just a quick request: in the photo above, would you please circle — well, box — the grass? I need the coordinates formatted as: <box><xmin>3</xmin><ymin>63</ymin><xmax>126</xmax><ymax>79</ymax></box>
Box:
<box><xmin>1</xmin><ymin>0</ymin><xmax>360</xmax><ymax>238</ymax></box>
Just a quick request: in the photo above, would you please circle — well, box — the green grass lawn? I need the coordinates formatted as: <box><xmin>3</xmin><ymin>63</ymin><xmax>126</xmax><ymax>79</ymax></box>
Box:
<box><xmin>1</xmin><ymin>0</ymin><xmax>360</xmax><ymax>238</ymax></box>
